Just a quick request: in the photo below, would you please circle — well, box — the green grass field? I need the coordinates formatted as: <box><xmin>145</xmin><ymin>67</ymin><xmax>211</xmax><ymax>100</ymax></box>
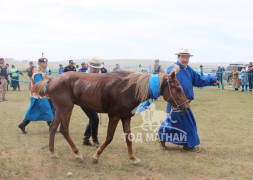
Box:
<box><xmin>1</xmin><ymin>82</ymin><xmax>253</xmax><ymax>179</ymax></box>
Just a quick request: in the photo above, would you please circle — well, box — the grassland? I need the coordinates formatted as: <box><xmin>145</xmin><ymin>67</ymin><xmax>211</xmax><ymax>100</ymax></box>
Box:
<box><xmin>0</xmin><ymin>79</ymin><xmax>253</xmax><ymax>179</ymax></box>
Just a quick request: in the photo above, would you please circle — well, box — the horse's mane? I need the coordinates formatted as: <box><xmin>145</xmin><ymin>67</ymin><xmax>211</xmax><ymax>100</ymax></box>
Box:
<box><xmin>32</xmin><ymin>77</ymin><xmax>52</xmax><ymax>96</ymax></box>
<box><xmin>121</xmin><ymin>72</ymin><xmax>165</xmax><ymax>102</ymax></box>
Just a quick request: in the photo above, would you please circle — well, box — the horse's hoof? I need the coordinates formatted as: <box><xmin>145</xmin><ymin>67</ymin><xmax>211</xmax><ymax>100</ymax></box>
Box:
<box><xmin>132</xmin><ymin>158</ymin><xmax>142</xmax><ymax>166</ymax></box>
<box><xmin>50</xmin><ymin>153</ymin><xmax>58</xmax><ymax>159</ymax></box>
<box><xmin>75</xmin><ymin>154</ymin><xmax>84</xmax><ymax>163</ymax></box>
<box><xmin>91</xmin><ymin>155</ymin><xmax>99</xmax><ymax>164</ymax></box>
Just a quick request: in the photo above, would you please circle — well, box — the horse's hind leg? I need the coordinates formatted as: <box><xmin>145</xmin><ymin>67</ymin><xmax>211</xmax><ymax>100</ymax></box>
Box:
<box><xmin>122</xmin><ymin>117</ymin><xmax>141</xmax><ymax>165</ymax></box>
<box><xmin>60</xmin><ymin>109</ymin><xmax>83</xmax><ymax>162</ymax></box>
<box><xmin>49</xmin><ymin>111</ymin><xmax>61</xmax><ymax>158</ymax></box>
<box><xmin>92</xmin><ymin>116</ymin><xmax>119</xmax><ymax>163</ymax></box>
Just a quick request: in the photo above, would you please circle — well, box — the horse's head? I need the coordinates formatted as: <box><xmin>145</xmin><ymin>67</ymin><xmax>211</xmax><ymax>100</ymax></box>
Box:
<box><xmin>160</xmin><ymin>71</ymin><xmax>190</xmax><ymax>114</ymax></box>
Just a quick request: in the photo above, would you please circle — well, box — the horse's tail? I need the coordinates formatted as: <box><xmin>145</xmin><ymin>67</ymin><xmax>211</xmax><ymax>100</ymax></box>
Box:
<box><xmin>32</xmin><ymin>77</ymin><xmax>52</xmax><ymax>97</ymax></box>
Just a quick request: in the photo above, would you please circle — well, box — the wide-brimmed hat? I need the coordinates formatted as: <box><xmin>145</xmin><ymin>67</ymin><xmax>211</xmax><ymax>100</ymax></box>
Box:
<box><xmin>88</xmin><ymin>57</ymin><xmax>104</xmax><ymax>69</ymax></box>
<box><xmin>175</xmin><ymin>48</ymin><xmax>193</xmax><ymax>56</ymax></box>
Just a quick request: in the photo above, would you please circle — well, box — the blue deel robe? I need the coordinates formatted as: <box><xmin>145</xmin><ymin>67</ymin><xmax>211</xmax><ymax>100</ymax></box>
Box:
<box><xmin>158</xmin><ymin>61</ymin><xmax>217</xmax><ymax>147</ymax></box>
<box><xmin>24</xmin><ymin>74</ymin><xmax>55</xmax><ymax>121</ymax></box>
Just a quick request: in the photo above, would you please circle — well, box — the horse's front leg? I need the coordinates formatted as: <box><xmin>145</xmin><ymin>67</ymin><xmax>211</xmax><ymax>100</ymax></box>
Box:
<box><xmin>92</xmin><ymin>116</ymin><xmax>119</xmax><ymax>163</ymax></box>
<box><xmin>122</xmin><ymin>117</ymin><xmax>141</xmax><ymax>165</ymax></box>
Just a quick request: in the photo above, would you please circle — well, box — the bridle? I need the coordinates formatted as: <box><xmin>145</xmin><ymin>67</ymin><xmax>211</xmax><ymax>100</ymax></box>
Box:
<box><xmin>166</xmin><ymin>78</ymin><xmax>188</xmax><ymax>110</ymax></box>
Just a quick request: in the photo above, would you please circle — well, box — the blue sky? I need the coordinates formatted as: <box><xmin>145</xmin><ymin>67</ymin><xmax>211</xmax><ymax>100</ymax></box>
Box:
<box><xmin>0</xmin><ymin>0</ymin><xmax>253</xmax><ymax>63</ymax></box>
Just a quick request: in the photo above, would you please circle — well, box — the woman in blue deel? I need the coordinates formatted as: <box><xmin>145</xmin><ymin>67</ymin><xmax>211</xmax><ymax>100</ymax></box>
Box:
<box><xmin>158</xmin><ymin>48</ymin><xmax>218</xmax><ymax>152</ymax></box>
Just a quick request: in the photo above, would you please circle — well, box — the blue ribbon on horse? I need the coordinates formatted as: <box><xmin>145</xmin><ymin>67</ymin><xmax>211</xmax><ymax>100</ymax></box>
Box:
<box><xmin>132</xmin><ymin>74</ymin><xmax>160</xmax><ymax>114</ymax></box>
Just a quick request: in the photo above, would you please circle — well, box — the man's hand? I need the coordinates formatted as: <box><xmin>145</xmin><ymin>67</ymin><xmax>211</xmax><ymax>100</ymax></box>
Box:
<box><xmin>213</xmin><ymin>80</ymin><xmax>219</xmax><ymax>85</ymax></box>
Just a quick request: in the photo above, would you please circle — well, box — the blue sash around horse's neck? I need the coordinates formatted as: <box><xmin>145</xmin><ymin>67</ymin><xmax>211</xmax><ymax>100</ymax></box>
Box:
<box><xmin>132</xmin><ymin>74</ymin><xmax>160</xmax><ymax>114</ymax></box>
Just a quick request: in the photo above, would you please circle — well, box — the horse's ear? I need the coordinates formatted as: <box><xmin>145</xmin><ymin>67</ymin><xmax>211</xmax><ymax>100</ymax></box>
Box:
<box><xmin>164</xmin><ymin>74</ymin><xmax>170</xmax><ymax>79</ymax></box>
<box><xmin>170</xmin><ymin>71</ymin><xmax>176</xmax><ymax>79</ymax></box>
<box><xmin>164</xmin><ymin>71</ymin><xmax>176</xmax><ymax>83</ymax></box>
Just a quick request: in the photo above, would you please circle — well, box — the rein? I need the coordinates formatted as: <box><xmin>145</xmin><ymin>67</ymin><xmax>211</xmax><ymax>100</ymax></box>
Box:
<box><xmin>166</xmin><ymin>79</ymin><xmax>188</xmax><ymax>109</ymax></box>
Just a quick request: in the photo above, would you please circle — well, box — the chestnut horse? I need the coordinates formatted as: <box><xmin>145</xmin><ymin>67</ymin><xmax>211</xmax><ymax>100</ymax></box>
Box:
<box><xmin>33</xmin><ymin>71</ymin><xmax>189</xmax><ymax>165</ymax></box>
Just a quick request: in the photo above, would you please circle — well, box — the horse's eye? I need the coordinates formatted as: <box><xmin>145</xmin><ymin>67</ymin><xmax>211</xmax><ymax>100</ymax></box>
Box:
<box><xmin>177</xmin><ymin>88</ymin><xmax>181</xmax><ymax>93</ymax></box>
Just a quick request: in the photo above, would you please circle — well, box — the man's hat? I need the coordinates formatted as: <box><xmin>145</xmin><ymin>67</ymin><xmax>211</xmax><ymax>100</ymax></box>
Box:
<box><xmin>38</xmin><ymin>52</ymin><xmax>48</xmax><ymax>63</ymax></box>
<box><xmin>81</xmin><ymin>62</ymin><xmax>86</xmax><ymax>65</ymax></box>
<box><xmin>38</xmin><ymin>58</ymin><xmax>48</xmax><ymax>63</ymax></box>
<box><xmin>175</xmin><ymin>48</ymin><xmax>193</xmax><ymax>56</ymax></box>
<box><xmin>88</xmin><ymin>57</ymin><xmax>104</xmax><ymax>69</ymax></box>
<box><xmin>69</xmin><ymin>60</ymin><xmax>75</xmax><ymax>64</ymax></box>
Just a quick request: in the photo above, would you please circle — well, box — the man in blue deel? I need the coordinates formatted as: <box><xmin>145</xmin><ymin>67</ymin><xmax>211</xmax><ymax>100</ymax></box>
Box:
<box><xmin>158</xmin><ymin>48</ymin><xmax>218</xmax><ymax>152</ymax></box>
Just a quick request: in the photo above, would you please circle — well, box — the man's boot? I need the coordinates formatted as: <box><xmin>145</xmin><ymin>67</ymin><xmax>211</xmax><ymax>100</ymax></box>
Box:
<box><xmin>18</xmin><ymin>120</ymin><xmax>30</xmax><ymax>134</ymax></box>
<box><xmin>183</xmin><ymin>145</ymin><xmax>200</xmax><ymax>152</ymax></box>
<box><xmin>47</xmin><ymin>121</ymin><xmax>52</xmax><ymax>126</ymax></box>
<box><xmin>157</xmin><ymin>135</ymin><xmax>168</xmax><ymax>150</ymax></box>
<box><xmin>91</xmin><ymin>121</ymin><xmax>99</xmax><ymax>148</ymax></box>
<box><xmin>83</xmin><ymin>124</ymin><xmax>92</xmax><ymax>146</ymax></box>
<box><xmin>83</xmin><ymin>136</ymin><xmax>92</xmax><ymax>146</ymax></box>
